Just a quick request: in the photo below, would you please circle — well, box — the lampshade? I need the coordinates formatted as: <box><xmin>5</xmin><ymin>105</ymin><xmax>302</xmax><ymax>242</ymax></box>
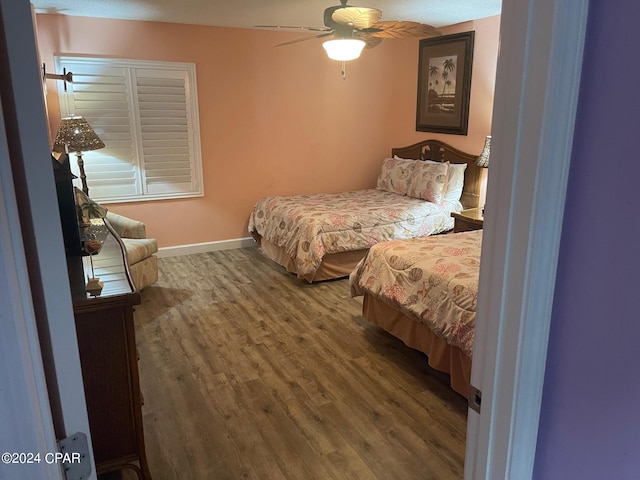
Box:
<box><xmin>52</xmin><ymin>116</ymin><xmax>105</xmax><ymax>154</ymax></box>
<box><xmin>476</xmin><ymin>135</ymin><xmax>491</xmax><ymax>168</ymax></box>
<box><xmin>322</xmin><ymin>39</ymin><xmax>366</xmax><ymax>61</ymax></box>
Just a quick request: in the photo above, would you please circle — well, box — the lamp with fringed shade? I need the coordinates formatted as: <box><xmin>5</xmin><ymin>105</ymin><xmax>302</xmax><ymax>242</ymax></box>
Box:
<box><xmin>52</xmin><ymin>116</ymin><xmax>105</xmax><ymax>196</ymax></box>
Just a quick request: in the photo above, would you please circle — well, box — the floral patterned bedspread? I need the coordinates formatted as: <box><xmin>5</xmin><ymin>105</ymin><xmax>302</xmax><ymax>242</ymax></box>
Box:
<box><xmin>349</xmin><ymin>230</ymin><xmax>482</xmax><ymax>357</ymax></box>
<box><xmin>248</xmin><ymin>189</ymin><xmax>457</xmax><ymax>279</ymax></box>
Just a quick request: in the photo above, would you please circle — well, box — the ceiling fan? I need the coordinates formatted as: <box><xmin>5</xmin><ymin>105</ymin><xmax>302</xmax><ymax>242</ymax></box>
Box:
<box><xmin>258</xmin><ymin>0</ymin><xmax>442</xmax><ymax>62</ymax></box>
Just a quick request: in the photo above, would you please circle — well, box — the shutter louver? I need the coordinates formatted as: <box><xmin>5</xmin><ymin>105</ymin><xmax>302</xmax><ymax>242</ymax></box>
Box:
<box><xmin>135</xmin><ymin>70</ymin><xmax>194</xmax><ymax>195</ymax></box>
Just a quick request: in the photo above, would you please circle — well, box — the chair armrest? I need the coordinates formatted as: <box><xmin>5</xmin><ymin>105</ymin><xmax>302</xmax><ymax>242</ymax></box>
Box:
<box><xmin>105</xmin><ymin>211</ymin><xmax>147</xmax><ymax>239</ymax></box>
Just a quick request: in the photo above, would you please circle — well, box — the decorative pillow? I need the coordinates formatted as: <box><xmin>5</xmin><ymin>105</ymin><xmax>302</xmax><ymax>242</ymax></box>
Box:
<box><xmin>395</xmin><ymin>154</ymin><xmax>467</xmax><ymax>205</ymax></box>
<box><xmin>74</xmin><ymin>187</ymin><xmax>108</xmax><ymax>224</ymax></box>
<box><xmin>376</xmin><ymin>157</ymin><xmax>417</xmax><ymax>196</ymax></box>
<box><xmin>406</xmin><ymin>161</ymin><xmax>449</xmax><ymax>203</ymax></box>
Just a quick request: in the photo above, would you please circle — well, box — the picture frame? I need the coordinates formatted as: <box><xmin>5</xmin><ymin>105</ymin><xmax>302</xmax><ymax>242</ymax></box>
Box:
<box><xmin>416</xmin><ymin>31</ymin><xmax>475</xmax><ymax>135</ymax></box>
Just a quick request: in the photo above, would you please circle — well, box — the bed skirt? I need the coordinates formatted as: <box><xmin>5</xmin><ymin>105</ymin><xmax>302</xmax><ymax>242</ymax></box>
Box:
<box><xmin>256</xmin><ymin>235</ymin><xmax>368</xmax><ymax>282</ymax></box>
<box><xmin>362</xmin><ymin>294</ymin><xmax>472</xmax><ymax>399</ymax></box>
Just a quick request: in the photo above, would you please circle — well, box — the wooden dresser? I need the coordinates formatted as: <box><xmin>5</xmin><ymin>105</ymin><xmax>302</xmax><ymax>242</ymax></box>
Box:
<box><xmin>71</xmin><ymin>218</ymin><xmax>152</xmax><ymax>479</ymax></box>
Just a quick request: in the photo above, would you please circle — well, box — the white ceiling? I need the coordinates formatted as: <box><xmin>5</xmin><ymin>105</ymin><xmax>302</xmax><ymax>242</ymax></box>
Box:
<box><xmin>30</xmin><ymin>0</ymin><xmax>501</xmax><ymax>30</ymax></box>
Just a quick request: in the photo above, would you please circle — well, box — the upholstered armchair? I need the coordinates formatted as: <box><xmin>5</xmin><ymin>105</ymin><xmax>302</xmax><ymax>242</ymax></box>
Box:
<box><xmin>105</xmin><ymin>211</ymin><xmax>158</xmax><ymax>291</ymax></box>
<box><xmin>73</xmin><ymin>187</ymin><xmax>158</xmax><ymax>291</ymax></box>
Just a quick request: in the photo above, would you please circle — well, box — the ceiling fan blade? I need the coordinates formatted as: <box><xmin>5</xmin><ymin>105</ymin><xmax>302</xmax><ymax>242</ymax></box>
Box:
<box><xmin>275</xmin><ymin>31</ymin><xmax>334</xmax><ymax>47</ymax></box>
<box><xmin>255</xmin><ymin>25</ymin><xmax>331</xmax><ymax>32</ymax></box>
<box><xmin>367</xmin><ymin>21</ymin><xmax>442</xmax><ymax>38</ymax></box>
<box><xmin>332</xmin><ymin>7</ymin><xmax>382</xmax><ymax>30</ymax></box>
<box><xmin>356</xmin><ymin>33</ymin><xmax>384</xmax><ymax>49</ymax></box>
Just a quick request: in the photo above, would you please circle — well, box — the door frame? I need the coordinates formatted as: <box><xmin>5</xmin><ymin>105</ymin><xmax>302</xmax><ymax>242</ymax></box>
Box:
<box><xmin>2</xmin><ymin>0</ymin><xmax>591</xmax><ymax>479</ymax></box>
<box><xmin>0</xmin><ymin>0</ymin><xmax>96</xmax><ymax>478</ymax></box>
<box><xmin>464</xmin><ymin>0</ymin><xmax>589</xmax><ymax>478</ymax></box>
<box><xmin>0</xmin><ymin>93</ymin><xmax>63</xmax><ymax>480</ymax></box>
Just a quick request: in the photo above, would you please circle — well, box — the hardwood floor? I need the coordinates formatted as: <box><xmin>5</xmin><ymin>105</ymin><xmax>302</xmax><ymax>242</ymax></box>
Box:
<box><xmin>130</xmin><ymin>246</ymin><xmax>467</xmax><ymax>479</ymax></box>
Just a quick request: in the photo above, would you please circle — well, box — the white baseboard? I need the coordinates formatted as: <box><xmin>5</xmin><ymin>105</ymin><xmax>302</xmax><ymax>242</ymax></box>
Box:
<box><xmin>157</xmin><ymin>237</ymin><xmax>255</xmax><ymax>258</ymax></box>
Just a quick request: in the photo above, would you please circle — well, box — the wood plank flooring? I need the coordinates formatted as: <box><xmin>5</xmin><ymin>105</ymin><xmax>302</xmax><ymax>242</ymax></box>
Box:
<box><xmin>129</xmin><ymin>246</ymin><xmax>467</xmax><ymax>479</ymax></box>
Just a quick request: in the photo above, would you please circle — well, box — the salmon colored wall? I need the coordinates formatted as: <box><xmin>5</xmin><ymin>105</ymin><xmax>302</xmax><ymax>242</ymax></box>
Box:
<box><xmin>36</xmin><ymin>14</ymin><xmax>500</xmax><ymax>249</ymax></box>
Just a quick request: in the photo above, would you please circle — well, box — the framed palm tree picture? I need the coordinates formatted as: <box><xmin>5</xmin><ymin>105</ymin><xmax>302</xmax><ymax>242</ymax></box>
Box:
<box><xmin>416</xmin><ymin>31</ymin><xmax>475</xmax><ymax>135</ymax></box>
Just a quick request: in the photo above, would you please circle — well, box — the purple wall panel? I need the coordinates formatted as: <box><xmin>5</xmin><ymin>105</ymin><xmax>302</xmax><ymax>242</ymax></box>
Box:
<box><xmin>534</xmin><ymin>1</ymin><xmax>640</xmax><ymax>478</ymax></box>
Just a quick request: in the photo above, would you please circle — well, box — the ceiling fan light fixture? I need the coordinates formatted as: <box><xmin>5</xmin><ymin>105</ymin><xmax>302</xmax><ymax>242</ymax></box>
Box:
<box><xmin>322</xmin><ymin>38</ymin><xmax>366</xmax><ymax>61</ymax></box>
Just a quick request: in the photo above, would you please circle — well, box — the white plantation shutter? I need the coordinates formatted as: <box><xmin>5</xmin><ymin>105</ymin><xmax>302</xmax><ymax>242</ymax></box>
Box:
<box><xmin>55</xmin><ymin>57</ymin><xmax>203</xmax><ymax>202</ymax></box>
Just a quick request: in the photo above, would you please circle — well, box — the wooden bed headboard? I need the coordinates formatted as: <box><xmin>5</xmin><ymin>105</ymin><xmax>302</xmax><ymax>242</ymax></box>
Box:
<box><xmin>392</xmin><ymin>139</ymin><xmax>482</xmax><ymax>209</ymax></box>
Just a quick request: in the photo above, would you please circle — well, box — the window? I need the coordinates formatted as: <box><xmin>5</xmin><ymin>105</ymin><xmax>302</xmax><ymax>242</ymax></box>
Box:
<box><xmin>55</xmin><ymin>56</ymin><xmax>204</xmax><ymax>202</ymax></box>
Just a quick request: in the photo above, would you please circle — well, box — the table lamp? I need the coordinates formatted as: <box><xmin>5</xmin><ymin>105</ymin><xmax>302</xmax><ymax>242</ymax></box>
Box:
<box><xmin>52</xmin><ymin>116</ymin><xmax>105</xmax><ymax>196</ymax></box>
<box><xmin>476</xmin><ymin>135</ymin><xmax>491</xmax><ymax>168</ymax></box>
<box><xmin>476</xmin><ymin>135</ymin><xmax>491</xmax><ymax>214</ymax></box>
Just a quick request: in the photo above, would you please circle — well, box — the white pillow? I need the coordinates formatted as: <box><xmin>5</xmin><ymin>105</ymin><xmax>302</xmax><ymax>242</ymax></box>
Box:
<box><xmin>440</xmin><ymin>162</ymin><xmax>467</xmax><ymax>205</ymax></box>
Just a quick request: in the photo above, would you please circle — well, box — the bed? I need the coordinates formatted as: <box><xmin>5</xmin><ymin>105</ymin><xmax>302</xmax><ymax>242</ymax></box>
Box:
<box><xmin>248</xmin><ymin>139</ymin><xmax>482</xmax><ymax>282</ymax></box>
<box><xmin>349</xmin><ymin>229</ymin><xmax>482</xmax><ymax>398</ymax></box>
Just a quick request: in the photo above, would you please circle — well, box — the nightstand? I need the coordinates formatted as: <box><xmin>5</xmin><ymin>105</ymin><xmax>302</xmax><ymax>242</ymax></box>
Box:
<box><xmin>452</xmin><ymin>207</ymin><xmax>484</xmax><ymax>233</ymax></box>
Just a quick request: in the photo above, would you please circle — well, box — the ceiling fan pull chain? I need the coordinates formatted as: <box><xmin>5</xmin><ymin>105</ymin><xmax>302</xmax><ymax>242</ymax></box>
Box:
<box><xmin>341</xmin><ymin>60</ymin><xmax>346</xmax><ymax>80</ymax></box>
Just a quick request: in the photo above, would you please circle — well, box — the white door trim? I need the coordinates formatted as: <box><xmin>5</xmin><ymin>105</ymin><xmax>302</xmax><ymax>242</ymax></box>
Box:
<box><xmin>464</xmin><ymin>0</ymin><xmax>589</xmax><ymax>478</ymax></box>
<box><xmin>0</xmin><ymin>0</ymin><xmax>96</xmax><ymax>478</ymax></box>
<box><xmin>0</xmin><ymin>95</ymin><xmax>62</xmax><ymax>480</ymax></box>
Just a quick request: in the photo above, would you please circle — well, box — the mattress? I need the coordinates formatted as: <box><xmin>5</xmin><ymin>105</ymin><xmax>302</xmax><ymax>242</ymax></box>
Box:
<box><xmin>249</xmin><ymin>188</ymin><xmax>457</xmax><ymax>281</ymax></box>
<box><xmin>350</xmin><ymin>230</ymin><xmax>482</xmax><ymax>358</ymax></box>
